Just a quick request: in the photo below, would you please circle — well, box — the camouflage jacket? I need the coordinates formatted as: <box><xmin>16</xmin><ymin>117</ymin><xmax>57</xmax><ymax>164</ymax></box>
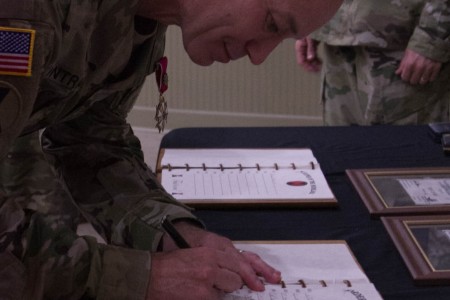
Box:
<box><xmin>312</xmin><ymin>0</ymin><xmax>450</xmax><ymax>62</ymax></box>
<box><xmin>0</xmin><ymin>0</ymin><xmax>199</xmax><ymax>299</ymax></box>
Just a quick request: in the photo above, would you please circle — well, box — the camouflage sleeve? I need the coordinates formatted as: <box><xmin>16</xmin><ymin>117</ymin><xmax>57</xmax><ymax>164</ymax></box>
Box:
<box><xmin>408</xmin><ymin>0</ymin><xmax>450</xmax><ymax>62</ymax></box>
<box><xmin>0</xmin><ymin>197</ymin><xmax>151</xmax><ymax>299</ymax></box>
<box><xmin>41</xmin><ymin>92</ymin><xmax>201</xmax><ymax>252</ymax></box>
<box><xmin>1</xmin><ymin>133</ymin><xmax>152</xmax><ymax>299</ymax></box>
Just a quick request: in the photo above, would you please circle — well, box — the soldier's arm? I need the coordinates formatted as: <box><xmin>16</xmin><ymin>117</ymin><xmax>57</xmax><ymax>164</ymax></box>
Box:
<box><xmin>41</xmin><ymin>97</ymin><xmax>282</xmax><ymax>298</ymax></box>
<box><xmin>41</xmin><ymin>93</ymin><xmax>202</xmax><ymax>251</ymax></box>
<box><xmin>407</xmin><ymin>0</ymin><xmax>450</xmax><ymax>63</ymax></box>
<box><xmin>395</xmin><ymin>0</ymin><xmax>449</xmax><ymax>84</ymax></box>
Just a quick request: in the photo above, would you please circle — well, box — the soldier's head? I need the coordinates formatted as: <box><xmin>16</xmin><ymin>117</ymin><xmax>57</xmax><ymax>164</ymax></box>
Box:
<box><xmin>138</xmin><ymin>0</ymin><xmax>342</xmax><ymax>66</ymax></box>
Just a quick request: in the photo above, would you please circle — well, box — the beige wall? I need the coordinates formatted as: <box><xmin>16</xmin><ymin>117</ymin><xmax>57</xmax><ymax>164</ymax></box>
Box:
<box><xmin>128</xmin><ymin>27</ymin><xmax>324</xmax><ymax>130</ymax></box>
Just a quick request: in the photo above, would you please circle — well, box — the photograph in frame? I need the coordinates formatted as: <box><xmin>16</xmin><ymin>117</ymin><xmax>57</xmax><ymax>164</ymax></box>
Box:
<box><xmin>382</xmin><ymin>215</ymin><xmax>450</xmax><ymax>285</ymax></box>
<box><xmin>346</xmin><ymin>167</ymin><xmax>450</xmax><ymax>217</ymax></box>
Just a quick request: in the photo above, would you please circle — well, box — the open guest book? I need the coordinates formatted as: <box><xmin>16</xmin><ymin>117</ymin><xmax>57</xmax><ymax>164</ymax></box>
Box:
<box><xmin>224</xmin><ymin>241</ymin><xmax>383</xmax><ymax>300</ymax></box>
<box><xmin>156</xmin><ymin>148</ymin><xmax>336</xmax><ymax>208</ymax></box>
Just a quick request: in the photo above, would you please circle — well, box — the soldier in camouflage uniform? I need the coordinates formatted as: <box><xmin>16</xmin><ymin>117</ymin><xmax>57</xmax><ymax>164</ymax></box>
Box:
<box><xmin>0</xmin><ymin>0</ymin><xmax>342</xmax><ymax>299</ymax></box>
<box><xmin>296</xmin><ymin>0</ymin><xmax>450</xmax><ymax>125</ymax></box>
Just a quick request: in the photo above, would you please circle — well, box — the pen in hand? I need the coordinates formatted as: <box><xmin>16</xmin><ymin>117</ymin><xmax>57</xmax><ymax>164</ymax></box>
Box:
<box><xmin>161</xmin><ymin>216</ymin><xmax>191</xmax><ymax>249</ymax></box>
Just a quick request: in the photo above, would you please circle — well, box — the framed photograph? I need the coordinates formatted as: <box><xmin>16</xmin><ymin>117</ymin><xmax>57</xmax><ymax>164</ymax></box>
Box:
<box><xmin>382</xmin><ymin>215</ymin><xmax>450</xmax><ymax>285</ymax></box>
<box><xmin>346</xmin><ymin>167</ymin><xmax>450</xmax><ymax>217</ymax></box>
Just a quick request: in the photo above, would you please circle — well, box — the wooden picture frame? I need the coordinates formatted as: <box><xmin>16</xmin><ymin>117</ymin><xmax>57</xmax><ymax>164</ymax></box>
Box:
<box><xmin>382</xmin><ymin>215</ymin><xmax>450</xmax><ymax>285</ymax></box>
<box><xmin>346</xmin><ymin>167</ymin><xmax>450</xmax><ymax>217</ymax></box>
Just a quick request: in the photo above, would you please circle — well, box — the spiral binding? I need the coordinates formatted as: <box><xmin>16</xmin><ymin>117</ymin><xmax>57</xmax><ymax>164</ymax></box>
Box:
<box><xmin>162</xmin><ymin>162</ymin><xmax>317</xmax><ymax>171</ymax></box>
<box><xmin>278</xmin><ymin>279</ymin><xmax>353</xmax><ymax>288</ymax></box>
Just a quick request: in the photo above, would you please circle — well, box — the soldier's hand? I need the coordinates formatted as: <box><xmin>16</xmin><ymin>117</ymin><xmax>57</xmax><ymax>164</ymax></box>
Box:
<box><xmin>160</xmin><ymin>221</ymin><xmax>282</xmax><ymax>292</ymax></box>
<box><xmin>295</xmin><ymin>37</ymin><xmax>322</xmax><ymax>72</ymax></box>
<box><xmin>395</xmin><ymin>49</ymin><xmax>442</xmax><ymax>85</ymax></box>
<box><xmin>148</xmin><ymin>246</ymin><xmax>281</xmax><ymax>300</ymax></box>
<box><xmin>148</xmin><ymin>247</ymin><xmax>243</xmax><ymax>300</ymax></box>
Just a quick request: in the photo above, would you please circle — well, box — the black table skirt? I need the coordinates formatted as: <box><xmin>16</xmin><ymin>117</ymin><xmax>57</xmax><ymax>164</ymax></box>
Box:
<box><xmin>159</xmin><ymin>125</ymin><xmax>450</xmax><ymax>299</ymax></box>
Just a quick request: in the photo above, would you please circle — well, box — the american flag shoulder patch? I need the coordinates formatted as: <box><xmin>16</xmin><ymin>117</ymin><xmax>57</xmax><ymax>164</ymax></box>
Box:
<box><xmin>0</xmin><ymin>27</ymin><xmax>36</xmax><ymax>77</ymax></box>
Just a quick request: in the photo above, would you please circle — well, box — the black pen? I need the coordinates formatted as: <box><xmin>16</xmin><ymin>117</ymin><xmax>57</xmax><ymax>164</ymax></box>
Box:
<box><xmin>161</xmin><ymin>216</ymin><xmax>191</xmax><ymax>249</ymax></box>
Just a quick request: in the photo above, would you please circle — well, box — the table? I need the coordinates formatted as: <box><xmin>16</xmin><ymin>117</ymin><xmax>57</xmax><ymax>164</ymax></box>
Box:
<box><xmin>159</xmin><ymin>125</ymin><xmax>450</xmax><ymax>299</ymax></box>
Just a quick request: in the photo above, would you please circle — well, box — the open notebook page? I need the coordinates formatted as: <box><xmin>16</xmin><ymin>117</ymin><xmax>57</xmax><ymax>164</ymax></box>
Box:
<box><xmin>233</xmin><ymin>242</ymin><xmax>369</xmax><ymax>285</ymax></box>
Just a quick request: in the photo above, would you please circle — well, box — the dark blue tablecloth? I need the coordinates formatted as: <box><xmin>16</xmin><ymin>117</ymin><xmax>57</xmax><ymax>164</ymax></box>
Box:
<box><xmin>159</xmin><ymin>125</ymin><xmax>450</xmax><ymax>300</ymax></box>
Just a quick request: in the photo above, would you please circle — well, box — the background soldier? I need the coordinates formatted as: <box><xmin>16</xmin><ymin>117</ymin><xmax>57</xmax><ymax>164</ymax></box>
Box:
<box><xmin>296</xmin><ymin>0</ymin><xmax>450</xmax><ymax>125</ymax></box>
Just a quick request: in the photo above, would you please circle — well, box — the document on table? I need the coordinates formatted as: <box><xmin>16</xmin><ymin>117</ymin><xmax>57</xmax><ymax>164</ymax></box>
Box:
<box><xmin>223</xmin><ymin>283</ymin><xmax>382</xmax><ymax>300</ymax></box>
<box><xmin>156</xmin><ymin>148</ymin><xmax>336</xmax><ymax>207</ymax></box>
<box><xmin>221</xmin><ymin>241</ymin><xmax>383</xmax><ymax>300</ymax></box>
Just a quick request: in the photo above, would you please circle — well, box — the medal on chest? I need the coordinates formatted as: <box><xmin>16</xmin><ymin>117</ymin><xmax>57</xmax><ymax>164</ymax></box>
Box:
<box><xmin>154</xmin><ymin>56</ymin><xmax>168</xmax><ymax>132</ymax></box>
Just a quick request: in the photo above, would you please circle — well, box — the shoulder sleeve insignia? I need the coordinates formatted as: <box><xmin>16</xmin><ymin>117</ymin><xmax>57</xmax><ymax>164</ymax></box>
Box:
<box><xmin>0</xmin><ymin>27</ymin><xmax>36</xmax><ymax>77</ymax></box>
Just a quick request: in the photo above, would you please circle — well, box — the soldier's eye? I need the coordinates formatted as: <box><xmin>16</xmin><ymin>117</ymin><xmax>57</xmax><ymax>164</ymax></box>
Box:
<box><xmin>265</xmin><ymin>13</ymin><xmax>279</xmax><ymax>33</ymax></box>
